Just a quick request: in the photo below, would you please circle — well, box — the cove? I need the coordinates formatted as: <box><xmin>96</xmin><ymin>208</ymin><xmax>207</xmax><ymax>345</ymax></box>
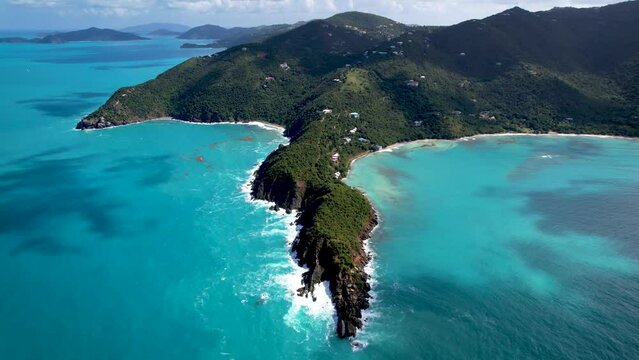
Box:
<box><xmin>345</xmin><ymin>135</ymin><xmax>639</xmax><ymax>359</ymax></box>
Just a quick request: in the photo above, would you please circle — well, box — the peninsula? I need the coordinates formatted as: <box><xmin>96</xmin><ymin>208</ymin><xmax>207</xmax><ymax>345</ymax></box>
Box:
<box><xmin>76</xmin><ymin>2</ymin><xmax>639</xmax><ymax>338</ymax></box>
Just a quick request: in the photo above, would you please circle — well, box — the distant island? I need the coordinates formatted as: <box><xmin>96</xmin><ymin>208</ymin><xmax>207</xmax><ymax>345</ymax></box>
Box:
<box><xmin>180</xmin><ymin>43</ymin><xmax>215</xmax><ymax>49</ymax></box>
<box><xmin>0</xmin><ymin>27</ymin><xmax>148</xmax><ymax>44</ymax></box>
<box><xmin>147</xmin><ymin>29</ymin><xmax>183</xmax><ymax>37</ymax></box>
<box><xmin>77</xmin><ymin>2</ymin><xmax>639</xmax><ymax>338</ymax></box>
<box><xmin>121</xmin><ymin>23</ymin><xmax>190</xmax><ymax>35</ymax></box>
<box><xmin>178</xmin><ymin>22</ymin><xmax>305</xmax><ymax>48</ymax></box>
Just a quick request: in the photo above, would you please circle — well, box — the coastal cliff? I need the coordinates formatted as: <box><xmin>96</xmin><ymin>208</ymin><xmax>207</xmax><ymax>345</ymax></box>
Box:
<box><xmin>77</xmin><ymin>4</ymin><xmax>639</xmax><ymax>338</ymax></box>
<box><xmin>252</xmin><ymin>165</ymin><xmax>378</xmax><ymax>337</ymax></box>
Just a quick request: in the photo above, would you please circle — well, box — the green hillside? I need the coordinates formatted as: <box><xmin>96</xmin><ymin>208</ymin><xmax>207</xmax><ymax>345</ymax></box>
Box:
<box><xmin>77</xmin><ymin>1</ymin><xmax>639</xmax><ymax>338</ymax></box>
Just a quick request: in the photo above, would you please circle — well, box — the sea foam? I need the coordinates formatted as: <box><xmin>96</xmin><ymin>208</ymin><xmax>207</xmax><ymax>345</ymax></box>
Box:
<box><xmin>241</xmin><ymin>159</ymin><xmax>335</xmax><ymax>331</ymax></box>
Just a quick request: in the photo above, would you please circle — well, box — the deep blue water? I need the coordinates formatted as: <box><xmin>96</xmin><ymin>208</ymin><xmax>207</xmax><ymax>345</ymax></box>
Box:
<box><xmin>2</xmin><ymin>35</ymin><xmax>639</xmax><ymax>359</ymax></box>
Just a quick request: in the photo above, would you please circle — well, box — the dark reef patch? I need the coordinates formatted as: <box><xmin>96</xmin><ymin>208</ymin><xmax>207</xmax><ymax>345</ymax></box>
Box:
<box><xmin>522</xmin><ymin>181</ymin><xmax>639</xmax><ymax>258</ymax></box>
<box><xmin>374</xmin><ymin>164</ymin><xmax>410</xmax><ymax>186</ymax></box>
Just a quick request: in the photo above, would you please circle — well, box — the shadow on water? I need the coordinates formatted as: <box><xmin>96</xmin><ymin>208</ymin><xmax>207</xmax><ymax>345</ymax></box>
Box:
<box><xmin>103</xmin><ymin>154</ymin><xmax>174</xmax><ymax>186</ymax></box>
<box><xmin>10</xmin><ymin>236</ymin><xmax>83</xmax><ymax>256</ymax></box>
<box><xmin>16</xmin><ymin>92</ymin><xmax>110</xmax><ymax>118</ymax></box>
<box><xmin>94</xmin><ymin>62</ymin><xmax>171</xmax><ymax>71</ymax></box>
<box><xmin>0</xmin><ymin>149</ymin><xmax>124</xmax><ymax>256</ymax></box>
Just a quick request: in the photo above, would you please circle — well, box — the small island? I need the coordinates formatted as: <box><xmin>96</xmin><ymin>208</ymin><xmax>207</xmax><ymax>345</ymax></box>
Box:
<box><xmin>76</xmin><ymin>3</ymin><xmax>639</xmax><ymax>338</ymax></box>
<box><xmin>0</xmin><ymin>28</ymin><xmax>148</xmax><ymax>44</ymax></box>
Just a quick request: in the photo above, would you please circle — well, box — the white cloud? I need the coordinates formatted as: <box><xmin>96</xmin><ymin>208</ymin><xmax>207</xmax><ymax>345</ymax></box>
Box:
<box><xmin>81</xmin><ymin>0</ymin><xmax>156</xmax><ymax>16</ymax></box>
<box><xmin>4</xmin><ymin>0</ymin><xmax>626</xmax><ymax>25</ymax></box>
<box><xmin>166</xmin><ymin>0</ymin><xmax>302</xmax><ymax>12</ymax></box>
<box><xmin>9</xmin><ymin>0</ymin><xmax>62</xmax><ymax>6</ymax></box>
<box><xmin>87</xmin><ymin>0</ymin><xmax>156</xmax><ymax>8</ymax></box>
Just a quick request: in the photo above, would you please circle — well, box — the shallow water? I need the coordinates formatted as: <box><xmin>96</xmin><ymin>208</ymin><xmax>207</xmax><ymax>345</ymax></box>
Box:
<box><xmin>346</xmin><ymin>137</ymin><xmax>639</xmax><ymax>359</ymax></box>
<box><xmin>2</xmin><ymin>34</ymin><xmax>639</xmax><ymax>359</ymax></box>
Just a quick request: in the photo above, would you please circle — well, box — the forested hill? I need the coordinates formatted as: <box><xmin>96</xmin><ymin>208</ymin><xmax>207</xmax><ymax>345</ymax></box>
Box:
<box><xmin>0</xmin><ymin>28</ymin><xmax>148</xmax><ymax>44</ymax></box>
<box><xmin>77</xmin><ymin>1</ymin><xmax>639</xmax><ymax>339</ymax></box>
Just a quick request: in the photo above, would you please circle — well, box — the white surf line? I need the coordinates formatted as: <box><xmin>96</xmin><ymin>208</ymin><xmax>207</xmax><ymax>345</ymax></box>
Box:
<box><xmin>241</xmin><ymin>155</ymin><xmax>335</xmax><ymax>326</ymax></box>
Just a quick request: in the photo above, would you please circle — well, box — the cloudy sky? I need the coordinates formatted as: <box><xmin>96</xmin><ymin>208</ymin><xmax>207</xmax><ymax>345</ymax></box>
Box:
<box><xmin>0</xmin><ymin>0</ymin><xmax>624</xmax><ymax>30</ymax></box>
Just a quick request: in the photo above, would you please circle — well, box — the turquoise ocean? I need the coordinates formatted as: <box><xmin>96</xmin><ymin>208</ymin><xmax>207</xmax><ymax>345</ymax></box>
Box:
<box><xmin>1</xmin><ymin>35</ymin><xmax>639</xmax><ymax>359</ymax></box>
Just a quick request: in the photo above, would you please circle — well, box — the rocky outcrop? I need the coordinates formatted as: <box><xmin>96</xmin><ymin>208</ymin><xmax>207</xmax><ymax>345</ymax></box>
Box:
<box><xmin>251</xmin><ymin>165</ymin><xmax>307</xmax><ymax>210</ymax></box>
<box><xmin>252</xmin><ymin>172</ymin><xmax>378</xmax><ymax>338</ymax></box>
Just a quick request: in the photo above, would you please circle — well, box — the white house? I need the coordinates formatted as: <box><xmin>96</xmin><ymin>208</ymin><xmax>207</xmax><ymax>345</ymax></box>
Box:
<box><xmin>349</xmin><ymin>113</ymin><xmax>360</xmax><ymax>119</ymax></box>
<box><xmin>349</xmin><ymin>127</ymin><xmax>358</xmax><ymax>134</ymax></box>
<box><xmin>322</xmin><ymin>109</ymin><xmax>333</xmax><ymax>114</ymax></box>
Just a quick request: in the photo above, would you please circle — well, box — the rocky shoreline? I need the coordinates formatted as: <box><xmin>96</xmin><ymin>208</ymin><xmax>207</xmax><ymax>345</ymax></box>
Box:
<box><xmin>293</xmin><ymin>201</ymin><xmax>378</xmax><ymax>338</ymax></box>
<box><xmin>251</xmin><ymin>159</ymin><xmax>378</xmax><ymax>338</ymax></box>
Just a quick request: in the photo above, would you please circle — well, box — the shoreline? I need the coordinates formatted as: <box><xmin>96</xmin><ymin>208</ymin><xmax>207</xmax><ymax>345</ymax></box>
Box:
<box><xmin>348</xmin><ymin>131</ymin><xmax>639</xmax><ymax>168</ymax></box>
<box><xmin>241</xmin><ymin>158</ymin><xmax>336</xmax><ymax>326</ymax></box>
<box><xmin>74</xmin><ymin>117</ymin><xmax>286</xmax><ymax>135</ymax></box>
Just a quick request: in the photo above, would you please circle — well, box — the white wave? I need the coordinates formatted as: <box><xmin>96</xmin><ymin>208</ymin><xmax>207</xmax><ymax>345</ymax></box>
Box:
<box><xmin>241</xmin><ymin>161</ymin><xmax>335</xmax><ymax>331</ymax></box>
<box><xmin>359</xmin><ymin>221</ymin><xmax>380</xmax><ymax>339</ymax></box>
<box><xmin>351</xmin><ymin>339</ymin><xmax>369</xmax><ymax>352</ymax></box>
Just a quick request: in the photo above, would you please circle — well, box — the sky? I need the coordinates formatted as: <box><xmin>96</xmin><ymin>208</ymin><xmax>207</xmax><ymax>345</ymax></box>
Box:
<box><xmin>0</xmin><ymin>0</ymin><xmax>626</xmax><ymax>30</ymax></box>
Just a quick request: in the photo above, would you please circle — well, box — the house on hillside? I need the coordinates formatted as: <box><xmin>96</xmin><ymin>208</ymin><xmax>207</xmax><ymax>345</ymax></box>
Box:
<box><xmin>406</xmin><ymin>80</ymin><xmax>419</xmax><ymax>87</ymax></box>
<box><xmin>331</xmin><ymin>153</ymin><xmax>340</xmax><ymax>162</ymax></box>
<box><xmin>349</xmin><ymin>112</ymin><xmax>360</xmax><ymax>119</ymax></box>
<box><xmin>322</xmin><ymin>109</ymin><xmax>333</xmax><ymax>114</ymax></box>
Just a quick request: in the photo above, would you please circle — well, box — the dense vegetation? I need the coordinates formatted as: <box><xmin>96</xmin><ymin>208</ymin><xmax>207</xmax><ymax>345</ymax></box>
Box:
<box><xmin>78</xmin><ymin>2</ymin><xmax>639</xmax><ymax>338</ymax></box>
